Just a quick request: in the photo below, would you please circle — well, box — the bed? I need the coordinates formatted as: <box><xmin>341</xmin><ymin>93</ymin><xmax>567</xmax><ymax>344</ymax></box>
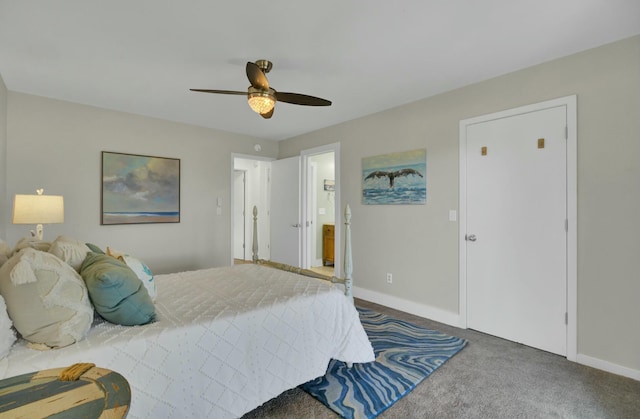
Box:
<box><xmin>0</xmin><ymin>205</ymin><xmax>374</xmax><ymax>418</ymax></box>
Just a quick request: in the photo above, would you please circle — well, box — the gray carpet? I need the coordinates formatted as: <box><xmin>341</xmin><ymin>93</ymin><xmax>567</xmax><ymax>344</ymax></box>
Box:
<box><xmin>242</xmin><ymin>299</ymin><xmax>640</xmax><ymax>419</ymax></box>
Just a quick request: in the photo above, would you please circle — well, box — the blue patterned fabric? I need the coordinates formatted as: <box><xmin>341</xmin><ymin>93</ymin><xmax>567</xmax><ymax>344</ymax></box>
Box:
<box><xmin>301</xmin><ymin>307</ymin><xmax>467</xmax><ymax>419</ymax></box>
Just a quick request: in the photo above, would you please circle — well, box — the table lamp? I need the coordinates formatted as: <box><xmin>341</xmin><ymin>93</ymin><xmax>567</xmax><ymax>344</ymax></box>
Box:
<box><xmin>12</xmin><ymin>189</ymin><xmax>64</xmax><ymax>240</ymax></box>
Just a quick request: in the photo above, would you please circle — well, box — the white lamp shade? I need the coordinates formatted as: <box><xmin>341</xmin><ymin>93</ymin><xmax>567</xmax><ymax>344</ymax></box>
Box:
<box><xmin>12</xmin><ymin>194</ymin><xmax>64</xmax><ymax>225</ymax></box>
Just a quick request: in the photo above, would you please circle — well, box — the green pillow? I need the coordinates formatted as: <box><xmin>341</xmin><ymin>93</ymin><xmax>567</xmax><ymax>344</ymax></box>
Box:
<box><xmin>80</xmin><ymin>252</ymin><xmax>155</xmax><ymax>326</ymax></box>
<box><xmin>85</xmin><ymin>243</ymin><xmax>105</xmax><ymax>254</ymax></box>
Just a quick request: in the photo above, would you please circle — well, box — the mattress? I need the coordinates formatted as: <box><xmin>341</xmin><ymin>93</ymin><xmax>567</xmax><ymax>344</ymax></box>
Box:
<box><xmin>0</xmin><ymin>264</ymin><xmax>374</xmax><ymax>418</ymax></box>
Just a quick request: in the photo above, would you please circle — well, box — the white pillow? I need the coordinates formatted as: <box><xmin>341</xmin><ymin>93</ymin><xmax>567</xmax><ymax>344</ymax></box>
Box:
<box><xmin>121</xmin><ymin>255</ymin><xmax>157</xmax><ymax>301</ymax></box>
<box><xmin>48</xmin><ymin>236</ymin><xmax>91</xmax><ymax>272</ymax></box>
<box><xmin>107</xmin><ymin>247</ymin><xmax>157</xmax><ymax>301</ymax></box>
<box><xmin>0</xmin><ymin>295</ymin><xmax>16</xmax><ymax>359</ymax></box>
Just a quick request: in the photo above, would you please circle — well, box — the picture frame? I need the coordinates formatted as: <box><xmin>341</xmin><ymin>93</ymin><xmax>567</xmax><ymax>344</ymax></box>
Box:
<box><xmin>362</xmin><ymin>149</ymin><xmax>426</xmax><ymax>205</ymax></box>
<box><xmin>101</xmin><ymin>151</ymin><xmax>180</xmax><ymax>225</ymax></box>
<box><xmin>324</xmin><ymin>179</ymin><xmax>335</xmax><ymax>191</ymax></box>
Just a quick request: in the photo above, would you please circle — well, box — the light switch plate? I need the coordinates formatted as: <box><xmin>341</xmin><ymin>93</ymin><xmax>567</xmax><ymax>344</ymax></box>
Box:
<box><xmin>449</xmin><ymin>210</ymin><xmax>457</xmax><ymax>221</ymax></box>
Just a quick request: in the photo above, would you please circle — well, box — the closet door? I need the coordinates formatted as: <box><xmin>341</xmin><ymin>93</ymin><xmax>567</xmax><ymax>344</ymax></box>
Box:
<box><xmin>465</xmin><ymin>105</ymin><xmax>567</xmax><ymax>356</ymax></box>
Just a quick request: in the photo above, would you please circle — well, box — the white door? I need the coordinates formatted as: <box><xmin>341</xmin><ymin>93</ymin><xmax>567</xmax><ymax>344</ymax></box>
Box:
<box><xmin>233</xmin><ymin>170</ymin><xmax>246</xmax><ymax>260</ymax></box>
<box><xmin>305</xmin><ymin>162</ymin><xmax>318</xmax><ymax>269</ymax></box>
<box><xmin>270</xmin><ymin>156</ymin><xmax>301</xmax><ymax>266</ymax></box>
<box><xmin>465</xmin><ymin>105</ymin><xmax>567</xmax><ymax>356</ymax></box>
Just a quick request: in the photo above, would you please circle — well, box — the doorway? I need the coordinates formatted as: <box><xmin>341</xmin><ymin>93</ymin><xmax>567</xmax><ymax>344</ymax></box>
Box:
<box><xmin>231</xmin><ymin>144</ymin><xmax>341</xmax><ymax>275</ymax></box>
<box><xmin>306</xmin><ymin>151</ymin><xmax>336</xmax><ymax>277</ymax></box>
<box><xmin>459</xmin><ymin>96</ymin><xmax>577</xmax><ymax>359</ymax></box>
<box><xmin>232</xmin><ymin>155</ymin><xmax>272</xmax><ymax>263</ymax></box>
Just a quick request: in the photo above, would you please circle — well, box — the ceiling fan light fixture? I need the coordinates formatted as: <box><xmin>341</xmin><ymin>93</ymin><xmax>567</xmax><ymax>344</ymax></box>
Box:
<box><xmin>248</xmin><ymin>90</ymin><xmax>275</xmax><ymax>114</ymax></box>
<box><xmin>191</xmin><ymin>60</ymin><xmax>331</xmax><ymax>116</ymax></box>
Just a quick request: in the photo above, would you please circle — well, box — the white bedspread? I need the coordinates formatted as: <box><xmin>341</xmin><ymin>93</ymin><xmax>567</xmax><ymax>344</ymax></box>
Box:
<box><xmin>0</xmin><ymin>264</ymin><xmax>374</xmax><ymax>418</ymax></box>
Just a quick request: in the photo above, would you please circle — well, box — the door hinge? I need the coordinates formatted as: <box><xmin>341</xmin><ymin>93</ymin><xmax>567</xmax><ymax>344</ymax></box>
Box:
<box><xmin>565</xmin><ymin>126</ymin><xmax>568</xmax><ymax>140</ymax></box>
<box><xmin>565</xmin><ymin>312</ymin><xmax>568</xmax><ymax>325</ymax></box>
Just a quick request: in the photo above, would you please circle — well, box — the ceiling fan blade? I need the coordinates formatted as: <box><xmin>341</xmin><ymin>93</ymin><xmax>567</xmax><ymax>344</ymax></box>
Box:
<box><xmin>260</xmin><ymin>108</ymin><xmax>274</xmax><ymax>119</ymax></box>
<box><xmin>275</xmin><ymin>91</ymin><xmax>331</xmax><ymax>106</ymax></box>
<box><xmin>190</xmin><ymin>89</ymin><xmax>246</xmax><ymax>95</ymax></box>
<box><xmin>246</xmin><ymin>62</ymin><xmax>269</xmax><ymax>90</ymax></box>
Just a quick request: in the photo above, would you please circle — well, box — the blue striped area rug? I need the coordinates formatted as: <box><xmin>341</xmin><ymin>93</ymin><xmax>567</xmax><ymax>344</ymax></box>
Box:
<box><xmin>301</xmin><ymin>307</ymin><xmax>467</xmax><ymax>419</ymax></box>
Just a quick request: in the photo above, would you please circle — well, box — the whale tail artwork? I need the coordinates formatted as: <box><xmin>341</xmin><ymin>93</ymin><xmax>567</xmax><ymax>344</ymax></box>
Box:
<box><xmin>365</xmin><ymin>168</ymin><xmax>423</xmax><ymax>188</ymax></box>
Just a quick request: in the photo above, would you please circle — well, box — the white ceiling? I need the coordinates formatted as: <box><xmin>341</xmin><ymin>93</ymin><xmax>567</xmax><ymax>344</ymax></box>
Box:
<box><xmin>1</xmin><ymin>1</ymin><xmax>638</xmax><ymax>141</ymax></box>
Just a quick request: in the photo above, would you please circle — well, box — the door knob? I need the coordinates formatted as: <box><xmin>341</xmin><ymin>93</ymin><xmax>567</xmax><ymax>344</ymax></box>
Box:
<box><xmin>291</xmin><ymin>223</ymin><xmax>301</xmax><ymax>228</ymax></box>
<box><xmin>466</xmin><ymin>234</ymin><xmax>477</xmax><ymax>242</ymax></box>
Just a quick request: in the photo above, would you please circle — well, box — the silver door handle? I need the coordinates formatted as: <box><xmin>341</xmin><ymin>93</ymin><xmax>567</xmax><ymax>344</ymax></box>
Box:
<box><xmin>291</xmin><ymin>223</ymin><xmax>301</xmax><ymax>228</ymax></box>
<box><xmin>466</xmin><ymin>234</ymin><xmax>477</xmax><ymax>242</ymax></box>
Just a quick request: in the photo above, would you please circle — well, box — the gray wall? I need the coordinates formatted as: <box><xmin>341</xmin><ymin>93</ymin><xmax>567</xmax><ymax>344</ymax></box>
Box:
<box><xmin>3</xmin><ymin>93</ymin><xmax>278</xmax><ymax>273</ymax></box>
<box><xmin>0</xmin><ymin>74</ymin><xmax>6</xmax><ymax>238</ymax></box>
<box><xmin>279</xmin><ymin>36</ymin><xmax>640</xmax><ymax>373</ymax></box>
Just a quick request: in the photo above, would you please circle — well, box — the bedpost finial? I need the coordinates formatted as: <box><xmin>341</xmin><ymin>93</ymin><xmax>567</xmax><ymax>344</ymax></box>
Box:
<box><xmin>252</xmin><ymin>205</ymin><xmax>259</xmax><ymax>263</ymax></box>
<box><xmin>343</xmin><ymin>204</ymin><xmax>353</xmax><ymax>301</ymax></box>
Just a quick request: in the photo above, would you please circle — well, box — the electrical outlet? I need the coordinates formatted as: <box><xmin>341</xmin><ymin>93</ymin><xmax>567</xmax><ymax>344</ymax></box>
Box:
<box><xmin>386</xmin><ymin>273</ymin><xmax>393</xmax><ymax>284</ymax></box>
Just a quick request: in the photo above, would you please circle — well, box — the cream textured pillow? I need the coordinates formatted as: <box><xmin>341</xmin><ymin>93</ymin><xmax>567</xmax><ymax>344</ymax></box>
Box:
<box><xmin>0</xmin><ymin>239</ymin><xmax>10</xmax><ymax>256</ymax></box>
<box><xmin>12</xmin><ymin>237</ymin><xmax>51</xmax><ymax>256</ymax></box>
<box><xmin>48</xmin><ymin>236</ymin><xmax>91</xmax><ymax>272</ymax></box>
<box><xmin>0</xmin><ymin>248</ymin><xmax>93</xmax><ymax>348</ymax></box>
<box><xmin>0</xmin><ymin>239</ymin><xmax>10</xmax><ymax>267</ymax></box>
<box><xmin>0</xmin><ymin>295</ymin><xmax>16</xmax><ymax>359</ymax></box>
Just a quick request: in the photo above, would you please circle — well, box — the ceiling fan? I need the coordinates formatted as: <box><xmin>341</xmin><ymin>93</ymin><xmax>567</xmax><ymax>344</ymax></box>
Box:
<box><xmin>190</xmin><ymin>60</ymin><xmax>332</xmax><ymax>119</ymax></box>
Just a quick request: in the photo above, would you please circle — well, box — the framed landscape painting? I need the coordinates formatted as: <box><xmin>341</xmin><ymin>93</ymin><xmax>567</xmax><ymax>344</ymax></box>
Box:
<box><xmin>101</xmin><ymin>151</ymin><xmax>180</xmax><ymax>225</ymax></box>
<box><xmin>362</xmin><ymin>149</ymin><xmax>426</xmax><ymax>205</ymax></box>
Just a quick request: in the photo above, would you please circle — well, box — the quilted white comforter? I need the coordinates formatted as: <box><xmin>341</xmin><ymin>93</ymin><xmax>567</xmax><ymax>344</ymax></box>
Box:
<box><xmin>0</xmin><ymin>264</ymin><xmax>374</xmax><ymax>418</ymax></box>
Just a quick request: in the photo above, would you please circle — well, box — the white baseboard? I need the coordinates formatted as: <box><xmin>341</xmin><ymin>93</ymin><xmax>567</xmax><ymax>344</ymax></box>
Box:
<box><xmin>353</xmin><ymin>286</ymin><xmax>640</xmax><ymax>382</ymax></box>
<box><xmin>576</xmin><ymin>354</ymin><xmax>640</xmax><ymax>381</ymax></box>
<box><xmin>353</xmin><ymin>286</ymin><xmax>463</xmax><ymax>328</ymax></box>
